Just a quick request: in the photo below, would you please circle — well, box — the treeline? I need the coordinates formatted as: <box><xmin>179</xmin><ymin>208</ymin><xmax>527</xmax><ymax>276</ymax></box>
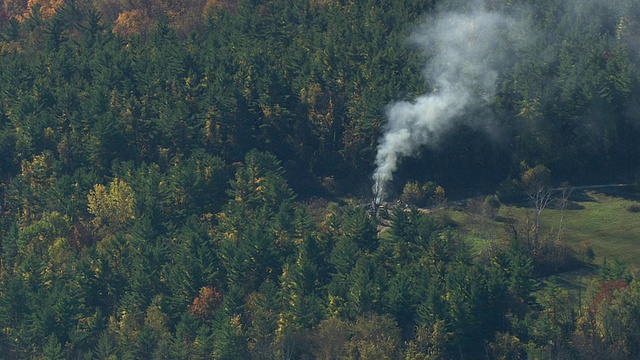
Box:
<box><xmin>1</xmin><ymin>0</ymin><xmax>639</xmax><ymax>194</ymax></box>
<box><xmin>1</xmin><ymin>0</ymin><xmax>640</xmax><ymax>358</ymax></box>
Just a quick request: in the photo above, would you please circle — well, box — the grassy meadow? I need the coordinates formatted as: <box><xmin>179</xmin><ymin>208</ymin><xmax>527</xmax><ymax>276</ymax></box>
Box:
<box><xmin>447</xmin><ymin>187</ymin><xmax>640</xmax><ymax>269</ymax></box>
<box><xmin>547</xmin><ymin>191</ymin><xmax>640</xmax><ymax>266</ymax></box>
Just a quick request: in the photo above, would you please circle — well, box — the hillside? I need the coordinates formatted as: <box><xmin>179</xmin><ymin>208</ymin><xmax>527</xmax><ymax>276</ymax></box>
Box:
<box><xmin>2</xmin><ymin>0</ymin><xmax>640</xmax><ymax>358</ymax></box>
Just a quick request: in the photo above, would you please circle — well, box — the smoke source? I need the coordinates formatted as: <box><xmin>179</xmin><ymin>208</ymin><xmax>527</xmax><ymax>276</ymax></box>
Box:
<box><xmin>372</xmin><ymin>3</ymin><xmax>527</xmax><ymax>202</ymax></box>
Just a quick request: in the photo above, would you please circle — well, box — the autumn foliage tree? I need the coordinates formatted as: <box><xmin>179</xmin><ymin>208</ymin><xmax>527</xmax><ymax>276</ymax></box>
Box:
<box><xmin>189</xmin><ymin>286</ymin><xmax>222</xmax><ymax>321</ymax></box>
<box><xmin>87</xmin><ymin>177</ymin><xmax>136</xmax><ymax>234</ymax></box>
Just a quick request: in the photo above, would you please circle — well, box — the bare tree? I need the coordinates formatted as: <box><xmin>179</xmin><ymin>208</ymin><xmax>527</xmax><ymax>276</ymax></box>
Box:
<box><xmin>520</xmin><ymin>162</ymin><xmax>554</xmax><ymax>253</ymax></box>
<box><xmin>556</xmin><ymin>182</ymin><xmax>573</xmax><ymax>243</ymax></box>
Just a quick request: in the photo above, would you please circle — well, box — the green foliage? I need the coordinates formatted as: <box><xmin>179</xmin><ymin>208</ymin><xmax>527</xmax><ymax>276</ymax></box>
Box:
<box><xmin>212</xmin><ymin>312</ymin><xmax>248</xmax><ymax>359</ymax></box>
<box><xmin>2</xmin><ymin>1</ymin><xmax>640</xmax><ymax>358</ymax></box>
<box><xmin>592</xmin><ymin>280</ymin><xmax>640</xmax><ymax>356</ymax></box>
<box><xmin>343</xmin><ymin>313</ymin><xmax>402</xmax><ymax>360</ymax></box>
<box><xmin>42</xmin><ymin>333</ymin><xmax>65</xmax><ymax>360</ymax></box>
<box><xmin>531</xmin><ymin>280</ymin><xmax>576</xmax><ymax>345</ymax></box>
<box><xmin>400</xmin><ymin>180</ymin><xmax>426</xmax><ymax>207</ymax></box>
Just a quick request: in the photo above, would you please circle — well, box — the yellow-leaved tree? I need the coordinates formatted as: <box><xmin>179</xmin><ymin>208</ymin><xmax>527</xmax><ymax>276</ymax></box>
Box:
<box><xmin>87</xmin><ymin>177</ymin><xmax>136</xmax><ymax>234</ymax></box>
<box><xmin>26</xmin><ymin>0</ymin><xmax>64</xmax><ymax>19</ymax></box>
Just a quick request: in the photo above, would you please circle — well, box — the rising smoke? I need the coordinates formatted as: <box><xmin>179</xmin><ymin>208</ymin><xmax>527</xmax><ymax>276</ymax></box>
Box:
<box><xmin>372</xmin><ymin>2</ymin><xmax>530</xmax><ymax>202</ymax></box>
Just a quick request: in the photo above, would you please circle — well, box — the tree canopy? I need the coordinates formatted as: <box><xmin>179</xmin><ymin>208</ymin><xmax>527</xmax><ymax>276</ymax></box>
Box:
<box><xmin>1</xmin><ymin>0</ymin><xmax>640</xmax><ymax>358</ymax></box>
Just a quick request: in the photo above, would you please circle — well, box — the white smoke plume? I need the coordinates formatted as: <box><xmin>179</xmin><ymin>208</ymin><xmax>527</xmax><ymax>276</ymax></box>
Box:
<box><xmin>372</xmin><ymin>3</ymin><xmax>528</xmax><ymax>202</ymax></box>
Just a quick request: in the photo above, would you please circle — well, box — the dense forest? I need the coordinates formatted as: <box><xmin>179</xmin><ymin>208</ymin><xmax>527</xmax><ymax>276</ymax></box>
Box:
<box><xmin>1</xmin><ymin>0</ymin><xmax>640</xmax><ymax>359</ymax></box>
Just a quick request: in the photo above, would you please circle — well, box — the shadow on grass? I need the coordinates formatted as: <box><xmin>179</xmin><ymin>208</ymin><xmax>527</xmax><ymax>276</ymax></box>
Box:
<box><xmin>595</xmin><ymin>185</ymin><xmax>640</xmax><ymax>201</ymax></box>
<box><xmin>568</xmin><ymin>189</ymin><xmax>597</xmax><ymax>203</ymax></box>
<box><xmin>551</xmin><ymin>263</ymin><xmax>599</xmax><ymax>292</ymax></box>
<box><xmin>506</xmin><ymin>186</ymin><xmax>640</xmax><ymax>208</ymax></box>
<box><xmin>556</xmin><ymin>199</ymin><xmax>585</xmax><ymax>210</ymax></box>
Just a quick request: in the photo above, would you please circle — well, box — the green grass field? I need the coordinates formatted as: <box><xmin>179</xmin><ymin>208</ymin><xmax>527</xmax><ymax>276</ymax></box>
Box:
<box><xmin>446</xmin><ymin>188</ymin><xmax>640</xmax><ymax>268</ymax></box>
<box><xmin>537</xmin><ymin>191</ymin><xmax>640</xmax><ymax>266</ymax></box>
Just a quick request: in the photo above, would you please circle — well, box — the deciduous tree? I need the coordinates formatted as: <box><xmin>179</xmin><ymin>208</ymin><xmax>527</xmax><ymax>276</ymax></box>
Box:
<box><xmin>87</xmin><ymin>177</ymin><xmax>136</xmax><ymax>234</ymax></box>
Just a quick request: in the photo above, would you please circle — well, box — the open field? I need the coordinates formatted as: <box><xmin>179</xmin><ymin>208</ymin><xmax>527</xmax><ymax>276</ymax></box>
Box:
<box><xmin>446</xmin><ymin>187</ymin><xmax>640</xmax><ymax>268</ymax></box>
<box><xmin>546</xmin><ymin>191</ymin><xmax>640</xmax><ymax>266</ymax></box>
